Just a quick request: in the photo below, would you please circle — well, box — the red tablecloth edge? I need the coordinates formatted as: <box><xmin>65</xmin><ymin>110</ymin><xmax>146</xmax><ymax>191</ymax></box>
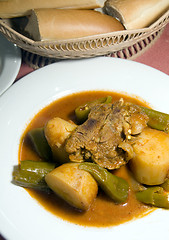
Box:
<box><xmin>135</xmin><ymin>23</ymin><xmax>169</xmax><ymax>75</ymax></box>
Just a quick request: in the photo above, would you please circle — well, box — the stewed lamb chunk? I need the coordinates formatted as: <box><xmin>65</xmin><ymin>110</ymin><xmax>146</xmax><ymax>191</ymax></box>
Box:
<box><xmin>66</xmin><ymin>99</ymin><xmax>149</xmax><ymax>170</ymax></box>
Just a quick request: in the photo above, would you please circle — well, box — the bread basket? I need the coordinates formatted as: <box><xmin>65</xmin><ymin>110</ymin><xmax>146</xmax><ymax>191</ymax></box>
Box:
<box><xmin>0</xmin><ymin>9</ymin><xmax>168</xmax><ymax>61</ymax></box>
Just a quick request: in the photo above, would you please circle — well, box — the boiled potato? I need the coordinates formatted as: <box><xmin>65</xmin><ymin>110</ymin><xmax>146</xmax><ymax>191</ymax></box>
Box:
<box><xmin>45</xmin><ymin>163</ymin><xmax>98</xmax><ymax>210</ymax></box>
<box><xmin>129</xmin><ymin>127</ymin><xmax>169</xmax><ymax>185</ymax></box>
<box><xmin>44</xmin><ymin>117</ymin><xmax>77</xmax><ymax>163</ymax></box>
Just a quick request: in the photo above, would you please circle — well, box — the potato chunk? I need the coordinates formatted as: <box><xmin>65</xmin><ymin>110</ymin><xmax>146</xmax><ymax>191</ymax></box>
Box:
<box><xmin>130</xmin><ymin>127</ymin><xmax>169</xmax><ymax>185</ymax></box>
<box><xmin>44</xmin><ymin>117</ymin><xmax>77</xmax><ymax>163</ymax></box>
<box><xmin>45</xmin><ymin>163</ymin><xmax>98</xmax><ymax>210</ymax></box>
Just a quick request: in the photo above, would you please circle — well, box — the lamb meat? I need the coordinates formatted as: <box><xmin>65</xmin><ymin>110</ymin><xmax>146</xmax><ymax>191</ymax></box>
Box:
<box><xmin>65</xmin><ymin>99</ymin><xmax>149</xmax><ymax>170</ymax></box>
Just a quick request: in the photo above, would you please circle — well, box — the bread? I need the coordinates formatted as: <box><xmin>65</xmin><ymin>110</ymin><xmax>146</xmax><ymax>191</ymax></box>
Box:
<box><xmin>0</xmin><ymin>0</ymin><xmax>106</xmax><ymax>18</ymax></box>
<box><xmin>104</xmin><ymin>0</ymin><xmax>169</xmax><ymax>29</ymax></box>
<box><xmin>24</xmin><ymin>9</ymin><xmax>125</xmax><ymax>41</ymax></box>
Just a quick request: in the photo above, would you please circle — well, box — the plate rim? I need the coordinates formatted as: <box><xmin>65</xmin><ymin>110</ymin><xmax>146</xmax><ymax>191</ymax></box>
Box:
<box><xmin>0</xmin><ymin>33</ymin><xmax>21</xmax><ymax>96</ymax></box>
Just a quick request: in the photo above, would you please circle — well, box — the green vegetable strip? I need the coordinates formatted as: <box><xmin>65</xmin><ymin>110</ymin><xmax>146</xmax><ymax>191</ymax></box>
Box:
<box><xmin>140</xmin><ymin>106</ymin><xmax>169</xmax><ymax>133</ymax></box>
<box><xmin>136</xmin><ymin>187</ymin><xmax>169</xmax><ymax>209</ymax></box>
<box><xmin>160</xmin><ymin>178</ymin><xmax>169</xmax><ymax>192</ymax></box>
<box><xmin>27</xmin><ymin>128</ymin><xmax>52</xmax><ymax>160</ymax></box>
<box><xmin>20</xmin><ymin>160</ymin><xmax>56</xmax><ymax>175</ymax></box>
<box><xmin>79</xmin><ymin>162</ymin><xmax>129</xmax><ymax>203</ymax></box>
<box><xmin>12</xmin><ymin>160</ymin><xmax>56</xmax><ymax>190</ymax></box>
<box><xmin>75</xmin><ymin>96</ymin><xmax>112</xmax><ymax>123</ymax></box>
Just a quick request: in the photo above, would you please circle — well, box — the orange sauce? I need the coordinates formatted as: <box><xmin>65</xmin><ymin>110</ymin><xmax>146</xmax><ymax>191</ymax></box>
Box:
<box><xmin>19</xmin><ymin>90</ymin><xmax>153</xmax><ymax>227</ymax></box>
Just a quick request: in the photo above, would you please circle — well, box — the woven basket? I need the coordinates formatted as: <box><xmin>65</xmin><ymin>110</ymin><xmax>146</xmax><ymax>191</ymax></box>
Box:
<box><xmin>0</xmin><ymin>10</ymin><xmax>169</xmax><ymax>60</ymax></box>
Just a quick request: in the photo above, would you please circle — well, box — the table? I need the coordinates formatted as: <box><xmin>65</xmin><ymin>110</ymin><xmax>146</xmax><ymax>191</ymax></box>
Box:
<box><xmin>135</xmin><ymin>23</ymin><xmax>169</xmax><ymax>75</ymax></box>
<box><xmin>0</xmin><ymin>23</ymin><xmax>169</xmax><ymax>240</ymax></box>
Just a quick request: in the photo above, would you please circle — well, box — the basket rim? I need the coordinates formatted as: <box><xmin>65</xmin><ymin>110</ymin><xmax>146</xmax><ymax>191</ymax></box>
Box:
<box><xmin>0</xmin><ymin>9</ymin><xmax>168</xmax><ymax>45</ymax></box>
<box><xmin>0</xmin><ymin>9</ymin><xmax>168</xmax><ymax>59</ymax></box>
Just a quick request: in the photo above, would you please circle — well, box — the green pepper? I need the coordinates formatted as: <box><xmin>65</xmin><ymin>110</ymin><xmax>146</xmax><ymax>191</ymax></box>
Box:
<box><xmin>27</xmin><ymin>128</ymin><xmax>52</xmax><ymax>161</ymax></box>
<box><xmin>79</xmin><ymin>162</ymin><xmax>129</xmax><ymax>203</ymax></box>
<box><xmin>136</xmin><ymin>186</ymin><xmax>169</xmax><ymax>209</ymax></box>
<box><xmin>12</xmin><ymin>160</ymin><xmax>56</xmax><ymax>190</ymax></box>
<box><xmin>160</xmin><ymin>178</ymin><xmax>169</xmax><ymax>191</ymax></box>
<box><xmin>140</xmin><ymin>106</ymin><xmax>169</xmax><ymax>133</ymax></box>
<box><xmin>75</xmin><ymin>96</ymin><xmax>112</xmax><ymax>123</ymax></box>
<box><xmin>20</xmin><ymin>160</ymin><xmax>56</xmax><ymax>175</ymax></box>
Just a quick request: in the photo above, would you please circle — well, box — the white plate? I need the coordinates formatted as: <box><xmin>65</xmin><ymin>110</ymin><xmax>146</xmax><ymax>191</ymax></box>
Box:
<box><xmin>0</xmin><ymin>57</ymin><xmax>169</xmax><ymax>240</ymax></box>
<box><xmin>0</xmin><ymin>33</ymin><xmax>21</xmax><ymax>96</ymax></box>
